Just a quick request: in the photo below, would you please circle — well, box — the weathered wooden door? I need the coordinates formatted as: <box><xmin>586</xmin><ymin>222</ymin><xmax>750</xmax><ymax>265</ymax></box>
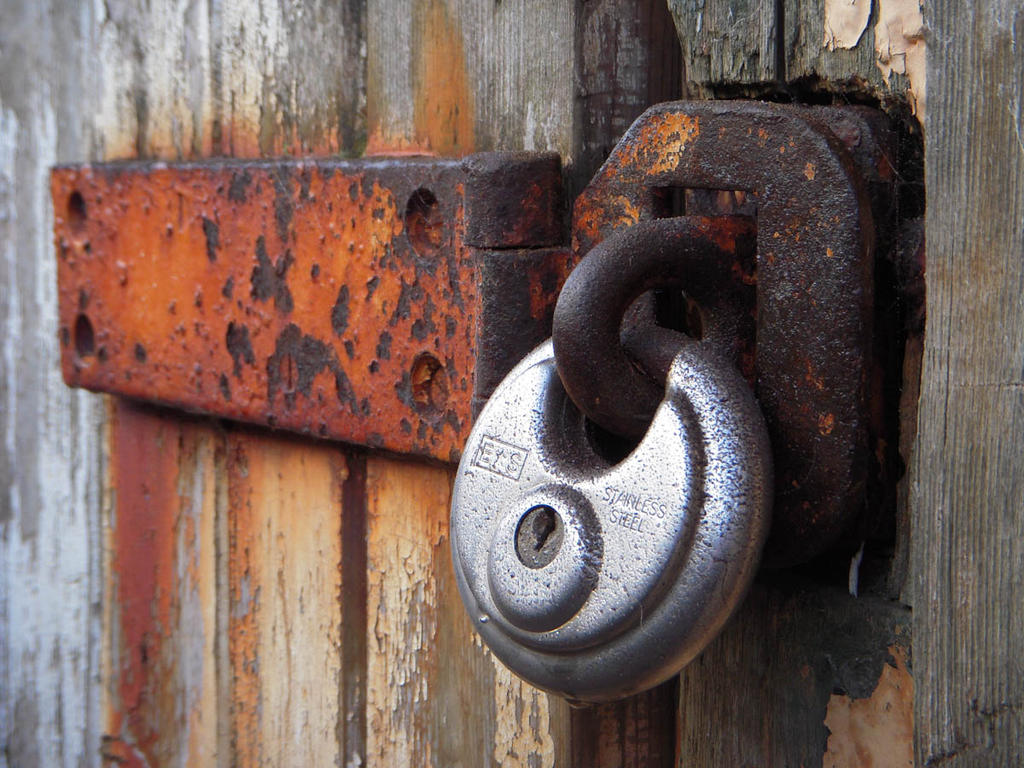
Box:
<box><xmin>3</xmin><ymin>1</ymin><xmax>1023</xmax><ymax>766</ymax></box>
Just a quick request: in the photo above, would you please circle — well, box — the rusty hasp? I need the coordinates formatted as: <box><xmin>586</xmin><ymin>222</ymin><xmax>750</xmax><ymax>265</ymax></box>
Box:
<box><xmin>53</xmin><ymin>152</ymin><xmax>570</xmax><ymax>462</ymax></box>
<box><xmin>570</xmin><ymin>101</ymin><xmax>897</xmax><ymax>566</ymax></box>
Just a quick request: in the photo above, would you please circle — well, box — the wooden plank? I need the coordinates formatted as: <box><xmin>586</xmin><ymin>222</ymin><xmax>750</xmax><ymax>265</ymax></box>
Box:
<box><xmin>80</xmin><ymin>3</ymin><xmax>367</xmax><ymax>765</ymax></box>
<box><xmin>667</xmin><ymin>0</ymin><xmax>779</xmax><ymax>93</ymax></box>
<box><xmin>364</xmin><ymin>2</ymin><xmax>573</xmax><ymax>764</ymax></box>
<box><xmin>571</xmin><ymin>5</ymin><xmax>685</xmax><ymax>761</ymax></box>
<box><xmin>576</xmin><ymin>0</ymin><xmax>683</xmax><ymax>193</ymax></box>
<box><xmin>365</xmin><ymin>2</ymin><xmax>689</xmax><ymax>763</ymax></box>
<box><xmin>677</xmin><ymin>585</ymin><xmax>911</xmax><ymax>766</ymax></box>
<box><xmin>101</xmin><ymin>401</ymin><xmax>223</xmax><ymax>767</ymax></box>
<box><xmin>226</xmin><ymin>430</ymin><xmax>349</xmax><ymax>767</ymax></box>
<box><xmin>911</xmin><ymin>1</ymin><xmax>1024</xmax><ymax>764</ymax></box>
<box><xmin>5</xmin><ymin>0</ymin><xmax>368</xmax><ymax>761</ymax></box>
<box><xmin>660</xmin><ymin>3</ymin><xmax>923</xmax><ymax>763</ymax></box>
<box><xmin>0</xmin><ymin>3</ymin><xmax>107</xmax><ymax>765</ymax></box>
<box><xmin>366</xmin><ymin>0</ymin><xmax>576</xmax><ymax>158</ymax></box>
<box><xmin>783</xmin><ymin>0</ymin><xmax>925</xmax><ymax>117</ymax></box>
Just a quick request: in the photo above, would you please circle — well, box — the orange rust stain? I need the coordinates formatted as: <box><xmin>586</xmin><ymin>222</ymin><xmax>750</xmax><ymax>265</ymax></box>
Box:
<box><xmin>412</xmin><ymin>0</ymin><xmax>475</xmax><ymax>156</ymax></box>
<box><xmin>694</xmin><ymin>215</ymin><xmax>756</xmax><ymax>255</ymax></box>
<box><xmin>106</xmin><ymin>401</ymin><xmax>217</xmax><ymax>767</ymax></box>
<box><xmin>364</xmin><ymin>129</ymin><xmax>436</xmax><ymax>157</ymax></box>
<box><xmin>527</xmin><ymin>252</ymin><xmax>575</xmax><ymax>323</ymax></box>
<box><xmin>818</xmin><ymin>413</ymin><xmax>836</xmax><ymax>435</ymax></box>
<box><xmin>806</xmin><ymin>361</ymin><xmax>826</xmax><ymax>390</ymax></box>
<box><xmin>101</xmin><ymin>97</ymin><xmax>339</xmax><ymax>163</ymax></box>
<box><xmin>573</xmin><ymin>194</ymin><xmax>643</xmax><ymax>251</ymax></box>
<box><xmin>804</xmin><ymin>162</ymin><xmax>817</xmax><ymax>180</ymax></box>
<box><xmin>53</xmin><ymin>163</ymin><xmax>479</xmax><ymax>461</ymax></box>
<box><xmin>629</xmin><ymin>114</ymin><xmax>700</xmax><ymax>176</ymax></box>
<box><xmin>823</xmin><ymin>645</ymin><xmax>914</xmax><ymax>767</ymax></box>
<box><xmin>226</xmin><ymin>437</ymin><xmax>261</xmax><ymax>765</ymax></box>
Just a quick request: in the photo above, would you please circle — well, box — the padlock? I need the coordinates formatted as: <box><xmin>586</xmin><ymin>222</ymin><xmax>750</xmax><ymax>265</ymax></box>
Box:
<box><xmin>450</xmin><ymin>332</ymin><xmax>771</xmax><ymax>702</ymax></box>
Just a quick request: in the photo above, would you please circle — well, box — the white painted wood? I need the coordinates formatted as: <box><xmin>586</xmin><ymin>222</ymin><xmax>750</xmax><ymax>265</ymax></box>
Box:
<box><xmin>0</xmin><ymin>6</ymin><xmax>106</xmax><ymax>764</ymax></box>
<box><xmin>0</xmin><ymin>1</ymin><xmax>366</xmax><ymax>764</ymax></box>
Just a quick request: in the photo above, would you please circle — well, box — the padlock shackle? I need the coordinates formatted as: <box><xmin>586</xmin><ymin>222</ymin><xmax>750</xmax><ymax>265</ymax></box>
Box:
<box><xmin>553</xmin><ymin>216</ymin><xmax>753</xmax><ymax>440</ymax></box>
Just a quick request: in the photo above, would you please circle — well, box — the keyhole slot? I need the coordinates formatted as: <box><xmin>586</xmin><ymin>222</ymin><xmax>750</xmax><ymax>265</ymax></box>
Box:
<box><xmin>515</xmin><ymin>505</ymin><xmax>564</xmax><ymax>569</ymax></box>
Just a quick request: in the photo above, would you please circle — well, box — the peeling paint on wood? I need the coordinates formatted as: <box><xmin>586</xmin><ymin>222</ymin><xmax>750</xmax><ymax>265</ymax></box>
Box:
<box><xmin>824</xmin><ymin>0</ymin><xmax>872</xmax><ymax>50</ymax></box>
<box><xmin>669</xmin><ymin>0</ymin><xmax>924</xmax><ymax>123</ymax></box>
<box><xmin>785</xmin><ymin>0</ymin><xmax>925</xmax><ymax>120</ymax></box>
<box><xmin>823</xmin><ymin>645</ymin><xmax>914</xmax><ymax>767</ymax></box>
<box><xmin>677</xmin><ymin>586</ymin><xmax>911</xmax><ymax>766</ymax></box>
<box><xmin>490</xmin><ymin>659</ymin><xmax>559</xmax><ymax>768</ymax></box>
<box><xmin>227</xmin><ymin>431</ymin><xmax>347</xmax><ymax>767</ymax></box>
<box><xmin>103</xmin><ymin>401</ymin><xmax>222</xmax><ymax>767</ymax></box>
<box><xmin>363</xmin><ymin>457</ymin><xmax>448</xmax><ymax>766</ymax></box>
<box><xmin>874</xmin><ymin>0</ymin><xmax>926</xmax><ymax>119</ymax></box>
<box><xmin>363</xmin><ymin>455</ymin><xmax>575</xmax><ymax>767</ymax></box>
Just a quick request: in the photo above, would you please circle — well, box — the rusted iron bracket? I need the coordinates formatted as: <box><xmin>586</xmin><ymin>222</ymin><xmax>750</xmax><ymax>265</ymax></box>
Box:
<box><xmin>53</xmin><ymin>153</ymin><xmax>569</xmax><ymax>463</ymax></box>
<box><xmin>571</xmin><ymin>101</ymin><xmax>898</xmax><ymax>566</ymax></box>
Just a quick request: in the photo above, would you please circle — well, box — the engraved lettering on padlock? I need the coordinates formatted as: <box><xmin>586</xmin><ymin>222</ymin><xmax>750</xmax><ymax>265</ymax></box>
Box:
<box><xmin>472</xmin><ymin>435</ymin><xmax>528</xmax><ymax>480</ymax></box>
<box><xmin>450</xmin><ymin>339</ymin><xmax>771</xmax><ymax>702</ymax></box>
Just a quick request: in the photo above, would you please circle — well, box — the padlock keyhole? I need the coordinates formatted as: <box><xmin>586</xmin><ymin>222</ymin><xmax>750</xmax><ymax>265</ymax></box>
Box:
<box><xmin>515</xmin><ymin>505</ymin><xmax>564</xmax><ymax>569</ymax></box>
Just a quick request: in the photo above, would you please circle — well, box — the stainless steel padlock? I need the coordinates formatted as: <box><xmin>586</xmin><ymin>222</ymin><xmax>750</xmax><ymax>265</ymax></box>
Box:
<box><xmin>450</xmin><ymin>335</ymin><xmax>772</xmax><ymax>702</ymax></box>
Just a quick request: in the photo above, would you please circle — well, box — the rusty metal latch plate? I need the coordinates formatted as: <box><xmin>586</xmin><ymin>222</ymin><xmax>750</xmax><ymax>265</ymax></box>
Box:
<box><xmin>53</xmin><ymin>153</ymin><xmax>569</xmax><ymax>463</ymax></box>
<box><xmin>571</xmin><ymin>101</ymin><xmax>898</xmax><ymax>565</ymax></box>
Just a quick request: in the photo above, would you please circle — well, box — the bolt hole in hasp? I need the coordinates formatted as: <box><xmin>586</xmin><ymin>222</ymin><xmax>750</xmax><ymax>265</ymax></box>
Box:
<box><xmin>74</xmin><ymin>314</ymin><xmax>95</xmax><ymax>361</ymax></box>
<box><xmin>410</xmin><ymin>352</ymin><xmax>448</xmax><ymax>416</ymax></box>
<box><xmin>404</xmin><ymin>187</ymin><xmax>443</xmax><ymax>258</ymax></box>
<box><xmin>67</xmin><ymin>191</ymin><xmax>87</xmax><ymax>233</ymax></box>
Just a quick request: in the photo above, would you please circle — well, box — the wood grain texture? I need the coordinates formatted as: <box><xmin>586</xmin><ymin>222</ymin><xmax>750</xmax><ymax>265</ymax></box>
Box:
<box><xmin>101</xmin><ymin>402</ymin><xmax>224</xmax><ymax>767</ymax></box>
<box><xmin>571</xmin><ymin>682</ymin><xmax>679</xmax><ymax>768</ymax></box>
<box><xmin>366</xmin><ymin>0</ymin><xmax>575</xmax><ymax>158</ymax></box>
<box><xmin>784</xmin><ymin>0</ymin><xmax>925</xmax><ymax>117</ymax></box>
<box><xmin>668</xmin><ymin>0</ymin><xmax>923</xmax><ymax>117</ymax></box>
<box><xmin>91</xmin><ymin>0</ymin><xmax>366</xmax><ymax>158</ymax></box>
<box><xmin>668</xmin><ymin>0</ymin><xmax>779</xmax><ymax>91</ymax></box>
<box><xmin>1</xmin><ymin>0</ymin><xmax>365</xmax><ymax>764</ymax></box>
<box><xmin>1</xmin><ymin>3</ymin><xmax>107</xmax><ymax>765</ymax></box>
<box><xmin>911</xmin><ymin>2</ymin><xmax>1024</xmax><ymax>764</ymax></box>
<box><xmin>226</xmin><ymin>430</ymin><xmax>348</xmax><ymax>767</ymax></box>
<box><xmin>677</xmin><ymin>585</ymin><xmax>912</xmax><ymax>766</ymax></box>
<box><xmin>576</xmin><ymin>0</ymin><xmax>683</xmax><ymax>194</ymax></box>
